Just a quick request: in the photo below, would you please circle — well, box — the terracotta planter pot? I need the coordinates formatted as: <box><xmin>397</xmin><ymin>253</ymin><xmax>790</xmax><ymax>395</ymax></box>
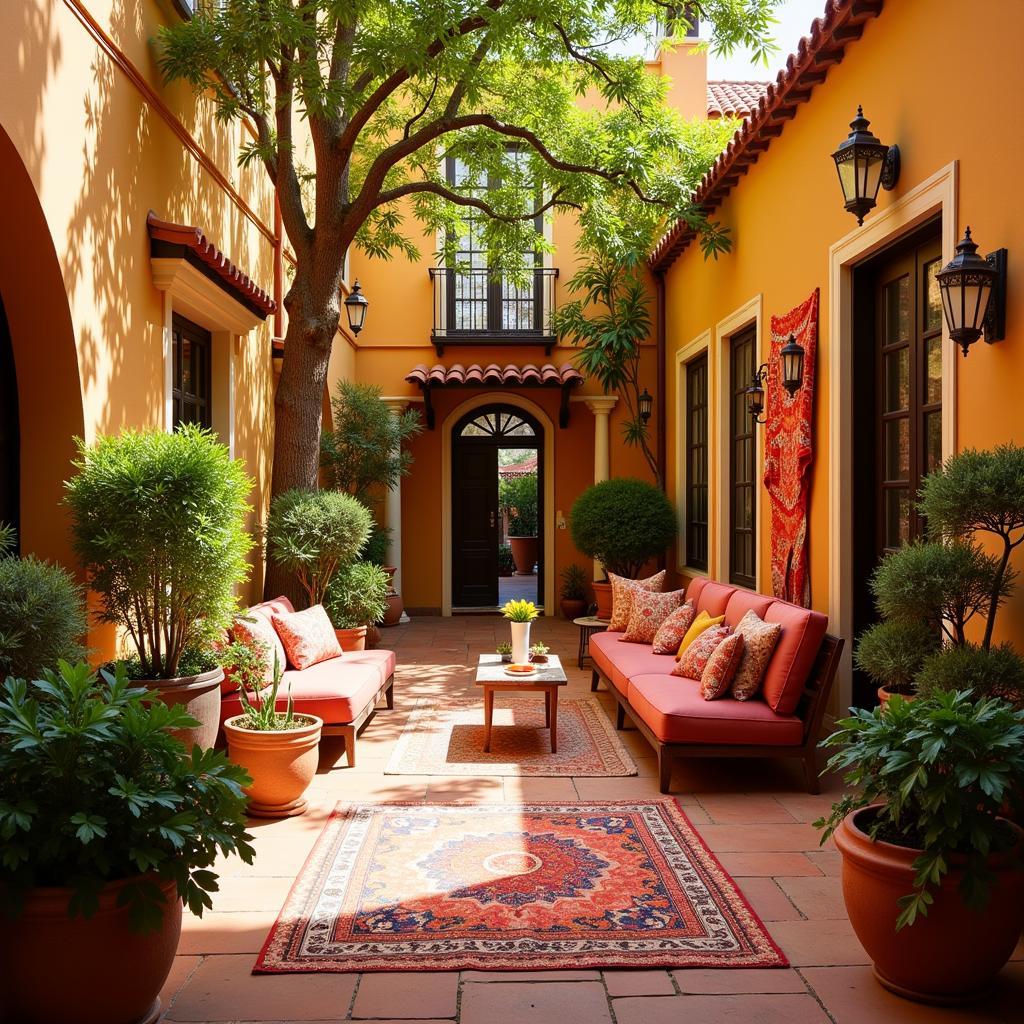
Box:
<box><xmin>224</xmin><ymin>714</ymin><xmax>323</xmax><ymax>818</ymax></box>
<box><xmin>592</xmin><ymin>580</ymin><xmax>613</xmax><ymax>621</ymax></box>
<box><xmin>0</xmin><ymin>875</ymin><xmax>181</xmax><ymax>1024</ymax></box>
<box><xmin>334</xmin><ymin>625</ymin><xmax>367</xmax><ymax>651</ymax></box>
<box><xmin>508</xmin><ymin>535</ymin><xmax>538</xmax><ymax>575</ymax></box>
<box><xmin>365</xmin><ymin>623</ymin><xmax>381</xmax><ymax>648</ymax></box>
<box><xmin>381</xmin><ymin>592</ymin><xmax>403</xmax><ymax>627</ymax></box>
<box><xmin>878</xmin><ymin>686</ymin><xmax>916</xmax><ymax>708</ymax></box>
<box><xmin>560</xmin><ymin>598</ymin><xmax>587</xmax><ymax>620</ymax></box>
<box><xmin>140</xmin><ymin>667</ymin><xmax>223</xmax><ymax>750</ymax></box>
<box><xmin>833</xmin><ymin>806</ymin><xmax>1024</xmax><ymax>1004</ymax></box>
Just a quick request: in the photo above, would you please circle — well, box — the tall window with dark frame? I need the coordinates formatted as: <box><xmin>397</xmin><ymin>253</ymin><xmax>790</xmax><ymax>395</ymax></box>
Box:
<box><xmin>729</xmin><ymin>327</ymin><xmax>757</xmax><ymax>589</ymax></box>
<box><xmin>685</xmin><ymin>353</ymin><xmax>709</xmax><ymax>571</ymax></box>
<box><xmin>171</xmin><ymin>313</ymin><xmax>212</xmax><ymax>430</ymax></box>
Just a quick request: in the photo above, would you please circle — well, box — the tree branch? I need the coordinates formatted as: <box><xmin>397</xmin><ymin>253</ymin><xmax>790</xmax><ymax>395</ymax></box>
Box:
<box><xmin>374</xmin><ymin>180</ymin><xmax>577</xmax><ymax>221</ymax></box>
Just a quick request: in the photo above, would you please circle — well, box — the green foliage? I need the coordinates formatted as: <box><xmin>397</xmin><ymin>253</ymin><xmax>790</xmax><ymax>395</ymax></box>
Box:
<box><xmin>815</xmin><ymin>690</ymin><xmax>1024</xmax><ymax>929</ymax></box>
<box><xmin>570</xmin><ymin>477</ymin><xmax>675</xmax><ymax>578</ymax></box>
<box><xmin>323</xmin><ymin>561</ymin><xmax>390</xmax><ymax>628</ymax></box>
<box><xmin>502</xmin><ymin>599</ymin><xmax>539</xmax><ymax>622</ymax></box>
<box><xmin>363</xmin><ymin>524</ymin><xmax>393</xmax><ymax>567</ymax></box>
<box><xmin>854</xmin><ymin>619</ymin><xmax>939</xmax><ymax>696</ymax></box>
<box><xmin>219</xmin><ymin>635</ymin><xmax>270</xmax><ymax>697</ymax></box>
<box><xmin>64</xmin><ymin>427</ymin><xmax>253</xmax><ymax>680</ymax></box>
<box><xmin>0</xmin><ymin>522</ymin><xmax>15</xmax><ymax>555</ymax></box>
<box><xmin>321</xmin><ymin>381</ymin><xmax>423</xmax><ymax>501</ymax></box>
<box><xmin>559</xmin><ymin>562</ymin><xmax>588</xmax><ymax>601</ymax></box>
<box><xmin>916</xmin><ymin>643</ymin><xmax>1024</xmax><ymax>709</ymax></box>
<box><xmin>499</xmin><ymin>473</ymin><xmax>538</xmax><ymax>536</ymax></box>
<box><xmin>235</xmin><ymin>652</ymin><xmax>308</xmax><ymax>731</ymax></box>
<box><xmin>497</xmin><ymin>544</ymin><xmax>516</xmax><ymax>575</ymax></box>
<box><xmin>0</xmin><ymin>526</ymin><xmax>87</xmax><ymax>681</ymax></box>
<box><xmin>0</xmin><ymin>661</ymin><xmax>254</xmax><ymax>932</ymax></box>
<box><xmin>266</xmin><ymin>489</ymin><xmax>373</xmax><ymax>606</ymax></box>
<box><xmin>496</xmin><ymin>641</ymin><xmax>512</xmax><ymax>657</ymax></box>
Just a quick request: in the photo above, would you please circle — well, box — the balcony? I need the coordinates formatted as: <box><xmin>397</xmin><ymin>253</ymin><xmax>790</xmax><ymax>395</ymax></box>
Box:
<box><xmin>429</xmin><ymin>267</ymin><xmax>558</xmax><ymax>355</ymax></box>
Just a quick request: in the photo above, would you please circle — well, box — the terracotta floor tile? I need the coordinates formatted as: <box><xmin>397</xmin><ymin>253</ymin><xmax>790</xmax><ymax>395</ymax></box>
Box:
<box><xmin>425</xmin><ymin>776</ymin><xmax>505</xmax><ymax>802</ymax></box>
<box><xmin>671</xmin><ymin>967</ymin><xmax>808</xmax><ymax>994</ymax></box>
<box><xmin>613</xmin><ymin>993</ymin><xmax>828</xmax><ymax>1023</ymax></box>
<box><xmin>207</xmin><ymin>875</ymin><xmax>294</xmax><ymax>913</ymax></box>
<box><xmin>776</xmin><ymin>875</ymin><xmax>847</xmax><ymax>919</ymax></box>
<box><xmin>768</xmin><ymin>918</ymin><xmax>872</xmax><ymax>967</ymax></box>
<box><xmin>694</xmin><ymin>822</ymin><xmax>822</xmax><ymax>852</ymax></box>
<box><xmin>735</xmin><ymin>877</ymin><xmax>802</xmax><ymax>921</ymax></box>
<box><xmin>160</xmin><ymin>955</ymin><xmax>201</xmax><ymax>1012</ymax></box>
<box><xmin>696</xmin><ymin>794</ymin><xmax>799</xmax><ymax>824</ymax></box>
<box><xmin>572</xmin><ymin>776</ymin><xmax>669</xmax><ymax>800</ymax></box>
<box><xmin>715</xmin><ymin>851</ymin><xmax>822</xmax><ymax>877</ymax></box>
<box><xmin>459</xmin><ymin>981</ymin><xmax>611</xmax><ymax>1024</ymax></box>
<box><xmin>178</xmin><ymin>911</ymin><xmax>279</xmax><ymax>954</ymax></box>
<box><xmin>461</xmin><ymin>971</ymin><xmax>601</xmax><ymax>982</ymax></box>
<box><xmin>804</xmin><ymin>849</ymin><xmax>843</xmax><ymax>876</ymax></box>
<box><xmin>601</xmin><ymin>969</ymin><xmax>676</xmax><ymax>996</ymax></box>
<box><xmin>502</xmin><ymin>777</ymin><xmax>579</xmax><ymax>801</ymax></box>
<box><xmin>165</xmin><ymin>954</ymin><xmax>357</xmax><ymax>1021</ymax></box>
<box><xmin>351</xmin><ymin>972</ymin><xmax>459</xmax><ymax>1018</ymax></box>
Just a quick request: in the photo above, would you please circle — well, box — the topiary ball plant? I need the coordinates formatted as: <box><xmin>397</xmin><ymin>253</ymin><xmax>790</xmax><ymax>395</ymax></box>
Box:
<box><xmin>854</xmin><ymin>619</ymin><xmax>940</xmax><ymax>698</ymax></box>
<box><xmin>916</xmin><ymin>643</ymin><xmax>1024</xmax><ymax>708</ymax></box>
<box><xmin>570</xmin><ymin>477</ymin><xmax>675</xmax><ymax>578</ymax></box>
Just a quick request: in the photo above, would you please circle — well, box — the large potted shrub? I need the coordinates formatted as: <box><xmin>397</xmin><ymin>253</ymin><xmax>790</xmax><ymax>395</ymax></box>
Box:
<box><xmin>0</xmin><ymin>523</ymin><xmax>87</xmax><ymax>679</ymax></box>
<box><xmin>324</xmin><ymin>561</ymin><xmax>390</xmax><ymax>651</ymax></box>
<box><xmin>65</xmin><ymin>426</ymin><xmax>253</xmax><ymax>749</ymax></box>
<box><xmin>815</xmin><ymin>690</ymin><xmax>1024</xmax><ymax>1004</ymax></box>
<box><xmin>500</xmin><ymin>472</ymin><xmax>539</xmax><ymax>575</ymax></box>
<box><xmin>570</xmin><ymin>477</ymin><xmax>675</xmax><ymax>618</ymax></box>
<box><xmin>0</xmin><ymin>661</ymin><xmax>253</xmax><ymax>1024</ymax></box>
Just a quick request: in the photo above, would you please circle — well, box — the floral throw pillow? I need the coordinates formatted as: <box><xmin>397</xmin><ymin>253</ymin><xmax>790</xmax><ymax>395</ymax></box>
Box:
<box><xmin>731</xmin><ymin>609</ymin><xmax>784</xmax><ymax>701</ymax></box>
<box><xmin>652</xmin><ymin>601</ymin><xmax>697</xmax><ymax>654</ymax></box>
<box><xmin>672</xmin><ymin>625</ymin><xmax>731</xmax><ymax>679</ymax></box>
<box><xmin>622</xmin><ymin>589</ymin><xmax>686</xmax><ymax>644</ymax></box>
<box><xmin>608</xmin><ymin>570</ymin><xmax>665</xmax><ymax>632</ymax></box>
<box><xmin>233</xmin><ymin>612</ymin><xmax>288</xmax><ymax>684</ymax></box>
<box><xmin>701</xmin><ymin>633</ymin><xmax>746</xmax><ymax>700</ymax></box>
<box><xmin>271</xmin><ymin>604</ymin><xmax>343</xmax><ymax>671</ymax></box>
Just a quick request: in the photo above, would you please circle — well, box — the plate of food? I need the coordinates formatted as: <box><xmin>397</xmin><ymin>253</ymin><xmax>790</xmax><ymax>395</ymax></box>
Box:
<box><xmin>503</xmin><ymin>663</ymin><xmax>537</xmax><ymax>676</ymax></box>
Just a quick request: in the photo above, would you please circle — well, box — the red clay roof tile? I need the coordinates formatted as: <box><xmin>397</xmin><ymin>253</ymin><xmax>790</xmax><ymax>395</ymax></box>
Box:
<box><xmin>706</xmin><ymin>80</ymin><xmax>769</xmax><ymax>119</ymax></box>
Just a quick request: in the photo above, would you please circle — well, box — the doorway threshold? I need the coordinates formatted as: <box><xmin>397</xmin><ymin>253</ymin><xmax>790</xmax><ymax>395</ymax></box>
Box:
<box><xmin>452</xmin><ymin>606</ymin><xmax>545</xmax><ymax>615</ymax></box>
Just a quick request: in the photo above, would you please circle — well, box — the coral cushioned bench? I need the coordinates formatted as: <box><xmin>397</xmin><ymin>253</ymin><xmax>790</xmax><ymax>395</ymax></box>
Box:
<box><xmin>220</xmin><ymin>597</ymin><xmax>395</xmax><ymax>767</ymax></box>
<box><xmin>590</xmin><ymin>578</ymin><xmax>843</xmax><ymax>794</ymax></box>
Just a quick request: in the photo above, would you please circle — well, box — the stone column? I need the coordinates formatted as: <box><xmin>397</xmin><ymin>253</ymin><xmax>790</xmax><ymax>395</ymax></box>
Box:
<box><xmin>583</xmin><ymin>397</ymin><xmax>618</xmax><ymax>580</ymax></box>
<box><xmin>381</xmin><ymin>398</ymin><xmax>410</xmax><ymax>621</ymax></box>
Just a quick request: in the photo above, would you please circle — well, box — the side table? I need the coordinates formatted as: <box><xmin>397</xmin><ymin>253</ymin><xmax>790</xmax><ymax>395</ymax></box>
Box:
<box><xmin>574</xmin><ymin>615</ymin><xmax>608</xmax><ymax>669</ymax></box>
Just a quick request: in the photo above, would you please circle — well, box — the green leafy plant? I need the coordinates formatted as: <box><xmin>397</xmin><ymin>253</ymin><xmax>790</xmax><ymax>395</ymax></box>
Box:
<box><xmin>266</xmin><ymin>488</ymin><xmax>373</xmax><ymax>606</ymax></box>
<box><xmin>218</xmin><ymin>635</ymin><xmax>270</xmax><ymax>697</ymax></box>
<box><xmin>363</xmin><ymin>524</ymin><xmax>393</xmax><ymax>567</ymax></box>
<box><xmin>496</xmin><ymin>641</ymin><xmax>512</xmax><ymax>657</ymax></box>
<box><xmin>320</xmin><ymin>381</ymin><xmax>423</xmax><ymax>502</ymax></box>
<box><xmin>570</xmin><ymin>477</ymin><xmax>675</xmax><ymax>578</ymax></box>
<box><xmin>815</xmin><ymin>690</ymin><xmax>1024</xmax><ymax>929</ymax></box>
<box><xmin>529</xmin><ymin>641</ymin><xmax>550</xmax><ymax>663</ymax></box>
<box><xmin>323</xmin><ymin>561</ymin><xmax>390</xmax><ymax>629</ymax></box>
<box><xmin>0</xmin><ymin>660</ymin><xmax>254</xmax><ymax>932</ymax></box>
<box><xmin>502</xmin><ymin>599</ymin><xmax>539</xmax><ymax>623</ymax></box>
<box><xmin>499</xmin><ymin>473</ymin><xmax>538</xmax><ymax>536</ymax></box>
<box><xmin>0</xmin><ymin>524</ymin><xmax>87</xmax><ymax>681</ymax></box>
<box><xmin>560</xmin><ymin>563</ymin><xmax>588</xmax><ymax>601</ymax></box>
<box><xmin>497</xmin><ymin>545</ymin><xmax>516</xmax><ymax>575</ymax></box>
<box><xmin>234</xmin><ymin>653</ymin><xmax>314</xmax><ymax>732</ymax></box>
<box><xmin>853</xmin><ymin>619</ymin><xmax>940</xmax><ymax>697</ymax></box>
<box><xmin>64</xmin><ymin>426</ymin><xmax>253</xmax><ymax>680</ymax></box>
<box><xmin>916</xmin><ymin>643</ymin><xmax>1024</xmax><ymax>708</ymax></box>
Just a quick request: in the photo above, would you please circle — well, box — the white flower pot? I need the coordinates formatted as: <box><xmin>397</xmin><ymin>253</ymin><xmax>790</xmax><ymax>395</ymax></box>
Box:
<box><xmin>510</xmin><ymin>621</ymin><xmax>531</xmax><ymax>665</ymax></box>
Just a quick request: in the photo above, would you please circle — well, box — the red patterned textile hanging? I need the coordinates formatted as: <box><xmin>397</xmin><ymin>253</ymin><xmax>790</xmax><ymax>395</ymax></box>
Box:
<box><xmin>763</xmin><ymin>289</ymin><xmax>819</xmax><ymax>607</ymax></box>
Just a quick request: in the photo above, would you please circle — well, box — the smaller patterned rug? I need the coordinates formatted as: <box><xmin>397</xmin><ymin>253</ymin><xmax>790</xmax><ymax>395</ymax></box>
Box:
<box><xmin>384</xmin><ymin>696</ymin><xmax>637</xmax><ymax>777</ymax></box>
<box><xmin>255</xmin><ymin>801</ymin><xmax>788</xmax><ymax>973</ymax></box>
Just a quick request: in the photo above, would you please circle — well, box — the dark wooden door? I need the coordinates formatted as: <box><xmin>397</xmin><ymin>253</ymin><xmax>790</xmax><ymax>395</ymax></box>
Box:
<box><xmin>452</xmin><ymin>443</ymin><xmax>499</xmax><ymax>607</ymax></box>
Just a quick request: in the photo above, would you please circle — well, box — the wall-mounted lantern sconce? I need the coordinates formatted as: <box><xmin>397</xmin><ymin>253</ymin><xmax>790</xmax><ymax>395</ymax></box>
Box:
<box><xmin>746</xmin><ymin>334</ymin><xmax>806</xmax><ymax>425</ymax></box>
<box><xmin>344</xmin><ymin>279</ymin><xmax>369</xmax><ymax>335</ymax></box>
<box><xmin>639</xmin><ymin>387</ymin><xmax>653</xmax><ymax>424</ymax></box>
<box><xmin>831</xmin><ymin>107</ymin><xmax>900</xmax><ymax>225</ymax></box>
<box><xmin>936</xmin><ymin>227</ymin><xmax>1008</xmax><ymax>357</ymax></box>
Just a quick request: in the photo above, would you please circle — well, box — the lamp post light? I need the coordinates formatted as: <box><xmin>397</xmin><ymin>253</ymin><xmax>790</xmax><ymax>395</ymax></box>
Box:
<box><xmin>344</xmin><ymin>279</ymin><xmax>369</xmax><ymax>335</ymax></box>
<box><xmin>831</xmin><ymin>107</ymin><xmax>900</xmax><ymax>225</ymax></box>
<box><xmin>935</xmin><ymin>227</ymin><xmax>1007</xmax><ymax>357</ymax></box>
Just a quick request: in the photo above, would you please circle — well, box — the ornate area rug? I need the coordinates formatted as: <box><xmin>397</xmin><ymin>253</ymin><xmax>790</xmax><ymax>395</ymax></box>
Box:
<box><xmin>383</xmin><ymin>696</ymin><xmax>637</xmax><ymax>777</ymax></box>
<box><xmin>255</xmin><ymin>801</ymin><xmax>787</xmax><ymax>972</ymax></box>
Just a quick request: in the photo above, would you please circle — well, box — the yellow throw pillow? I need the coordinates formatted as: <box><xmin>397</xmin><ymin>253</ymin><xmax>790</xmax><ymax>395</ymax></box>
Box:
<box><xmin>676</xmin><ymin>611</ymin><xmax>725</xmax><ymax>659</ymax></box>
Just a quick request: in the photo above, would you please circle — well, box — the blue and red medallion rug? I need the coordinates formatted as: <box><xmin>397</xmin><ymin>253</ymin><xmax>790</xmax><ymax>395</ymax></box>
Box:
<box><xmin>255</xmin><ymin>801</ymin><xmax>787</xmax><ymax>972</ymax></box>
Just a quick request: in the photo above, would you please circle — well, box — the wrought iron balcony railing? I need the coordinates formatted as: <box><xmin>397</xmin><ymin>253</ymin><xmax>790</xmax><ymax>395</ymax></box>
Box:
<box><xmin>428</xmin><ymin>267</ymin><xmax>558</xmax><ymax>355</ymax></box>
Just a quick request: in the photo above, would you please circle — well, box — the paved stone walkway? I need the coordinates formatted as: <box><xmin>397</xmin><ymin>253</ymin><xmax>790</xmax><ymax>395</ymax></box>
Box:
<box><xmin>160</xmin><ymin>616</ymin><xmax>1024</xmax><ymax>1023</ymax></box>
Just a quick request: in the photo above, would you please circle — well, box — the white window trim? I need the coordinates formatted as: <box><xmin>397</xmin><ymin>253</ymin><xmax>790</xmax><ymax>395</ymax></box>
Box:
<box><xmin>674</xmin><ymin>330</ymin><xmax>711</xmax><ymax>574</ymax></box>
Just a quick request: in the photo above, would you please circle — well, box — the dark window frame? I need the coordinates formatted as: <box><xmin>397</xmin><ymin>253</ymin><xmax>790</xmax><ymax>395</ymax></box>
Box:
<box><xmin>684</xmin><ymin>352</ymin><xmax>709</xmax><ymax>572</ymax></box>
<box><xmin>728</xmin><ymin>325</ymin><xmax>757</xmax><ymax>589</ymax></box>
<box><xmin>171</xmin><ymin>313</ymin><xmax>212</xmax><ymax>430</ymax></box>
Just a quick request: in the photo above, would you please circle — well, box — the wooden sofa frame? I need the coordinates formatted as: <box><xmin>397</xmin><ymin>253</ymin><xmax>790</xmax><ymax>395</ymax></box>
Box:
<box><xmin>592</xmin><ymin>634</ymin><xmax>844</xmax><ymax>794</ymax></box>
<box><xmin>318</xmin><ymin>671</ymin><xmax>395</xmax><ymax>768</ymax></box>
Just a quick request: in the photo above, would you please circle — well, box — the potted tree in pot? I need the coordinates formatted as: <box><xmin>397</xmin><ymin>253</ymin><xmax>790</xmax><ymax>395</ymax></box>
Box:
<box><xmin>64</xmin><ymin>426</ymin><xmax>253</xmax><ymax>749</ymax></box>
<box><xmin>559</xmin><ymin>563</ymin><xmax>589</xmax><ymax>620</ymax></box>
<box><xmin>324</xmin><ymin>561</ymin><xmax>390</xmax><ymax>651</ymax></box>
<box><xmin>570</xmin><ymin>478</ymin><xmax>676</xmax><ymax>619</ymax></box>
<box><xmin>0</xmin><ymin>660</ymin><xmax>254</xmax><ymax>1024</ymax></box>
<box><xmin>500</xmin><ymin>472</ymin><xmax>539</xmax><ymax>576</ymax></box>
<box><xmin>815</xmin><ymin>690</ymin><xmax>1024</xmax><ymax>1004</ymax></box>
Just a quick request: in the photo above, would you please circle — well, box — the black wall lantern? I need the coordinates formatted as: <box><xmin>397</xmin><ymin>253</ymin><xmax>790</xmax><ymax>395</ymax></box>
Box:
<box><xmin>936</xmin><ymin>227</ymin><xmax>1008</xmax><ymax>357</ymax></box>
<box><xmin>639</xmin><ymin>387</ymin><xmax>653</xmax><ymax>423</ymax></box>
<box><xmin>745</xmin><ymin>334</ymin><xmax>806</xmax><ymax>425</ymax></box>
<box><xmin>344</xmin><ymin>279</ymin><xmax>369</xmax><ymax>335</ymax></box>
<box><xmin>831</xmin><ymin>107</ymin><xmax>900</xmax><ymax>225</ymax></box>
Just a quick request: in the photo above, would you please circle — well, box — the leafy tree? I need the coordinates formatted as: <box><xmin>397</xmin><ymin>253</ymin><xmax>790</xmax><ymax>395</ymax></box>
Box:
<box><xmin>499</xmin><ymin>472</ymin><xmax>538</xmax><ymax>535</ymax></box>
<box><xmin>158</xmin><ymin>2</ymin><xmax>777</xmax><ymax>515</ymax></box>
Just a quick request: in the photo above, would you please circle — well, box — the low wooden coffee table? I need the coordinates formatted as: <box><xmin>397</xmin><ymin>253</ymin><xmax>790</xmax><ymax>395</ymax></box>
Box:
<box><xmin>475</xmin><ymin>653</ymin><xmax>568</xmax><ymax>753</ymax></box>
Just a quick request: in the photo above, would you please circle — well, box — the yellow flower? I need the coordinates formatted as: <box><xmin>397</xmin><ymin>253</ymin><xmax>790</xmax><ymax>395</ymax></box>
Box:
<box><xmin>501</xmin><ymin>599</ymin><xmax>539</xmax><ymax>622</ymax></box>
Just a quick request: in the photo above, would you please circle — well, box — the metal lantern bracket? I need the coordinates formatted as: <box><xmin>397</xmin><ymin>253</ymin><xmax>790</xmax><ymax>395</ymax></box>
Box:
<box><xmin>881</xmin><ymin>144</ymin><xmax>901</xmax><ymax>192</ymax></box>
<box><xmin>984</xmin><ymin>247</ymin><xmax>1008</xmax><ymax>343</ymax></box>
<box><xmin>747</xmin><ymin>362</ymin><xmax>769</xmax><ymax>425</ymax></box>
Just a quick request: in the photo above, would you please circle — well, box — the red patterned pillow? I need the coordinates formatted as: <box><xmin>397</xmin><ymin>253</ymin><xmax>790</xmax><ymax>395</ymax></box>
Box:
<box><xmin>608</xmin><ymin>571</ymin><xmax>665</xmax><ymax>631</ymax></box>
<box><xmin>652</xmin><ymin>602</ymin><xmax>697</xmax><ymax>655</ymax></box>
<box><xmin>672</xmin><ymin>625</ymin><xmax>731</xmax><ymax>679</ymax></box>
<box><xmin>731</xmin><ymin>609</ymin><xmax>783</xmax><ymax>701</ymax></box>
<box><xmin>233</xmin><ymin>612</ymin><xmax>288</xmax><ymax>684</ymax></box>
<box><xmin>701</xmin><ymin>633</ymin><xmax>746</xmax><ymax>700</ymax></box>
<box><xmin>271</xmin><ymin>604</ymin><xmax>343</xmax><ymax>671</ymax></box>
<box><xmin>622</xmin><ymin>589</ymin><xmax>686</xmax><ymax>644</ymax></box>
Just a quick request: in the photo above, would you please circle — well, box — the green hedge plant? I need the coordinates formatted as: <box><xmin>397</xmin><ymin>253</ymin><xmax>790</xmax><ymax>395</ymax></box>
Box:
<box><xmin>323</xmin><ymin>561</ymin><xmax>390</xmax><ymax>628</ymax></box>
<box><xmin>64</xmin><ymin>426</ymin><xmax>253</xmax><ymax>680</ymax></box>
<box><xmin>500</xmin><ymin>473</ymin><xmax>538</xmax><ymax>536</ymax></box>
<box><xmin>916</xmin><ymin>643</ymin><xmax>1024</xmax><ymax>707</ymax></box>
<box><xmin>853</xmin><ymin>619</ymin><xmax>939</xmax><ymax>697</ymax></box>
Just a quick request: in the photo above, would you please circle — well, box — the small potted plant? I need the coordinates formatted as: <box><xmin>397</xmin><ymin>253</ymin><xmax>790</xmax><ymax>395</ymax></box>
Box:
<box><xmin>559</xmin><ymin>563</ymin><xmax>589</xmax><ymax>620</ymax></box>
<box><xmin>854</xmin><ymin>619</ymin><xmax>938</xmax><ymax>706</ymax></box>
<box><xmin>530</xmin><ymin>641</ymin><xmax>550</xmax><ymax>664</ymax></box>
<box><xmin>815</xmin><ymin>689</ymin><xmax>1024</xmax><ymax>1004</ymax></box>
<box><xmin>223</xmin><ymin>654</ymin><xmax>323</xmax><ymax>818</ymax></box>
<box><xmin>323</xmin><ymin>560</ymin><xmax>390</xmax><ymax>651</ymax></box>
<box><xmin>570</xmin><ymin>478</ymin><xmax>676</xmax><ymax>618</ymax></box>
<box><xmin>496</xmin><ymin>641</ymin><xmax>513</xmax><ymax>663</ymax></box>
<box><xmin>498</xmin><ymin>544</ymin><xmax>516</xmax><ymax>578</ymax></box>
<box><xmin>502</xmin><ymin>599</ymin><xmax>539</xmax><ymax>665</ymax></box>
<box><xmin>0</xmin><ymin>661</ymin><xmax>253</xmax><ymax>1024</ymax></box>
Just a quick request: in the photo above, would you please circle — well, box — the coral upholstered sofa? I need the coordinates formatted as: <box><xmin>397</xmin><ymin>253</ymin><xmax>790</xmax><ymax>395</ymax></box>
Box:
<box><xmin>590</xmin><ymin>578</ymin><xmax>843</xmax><ymax>794</ymax></box>
<box><xmin>220</xmin><ymin>597</ymin><xmax>395</xmax><ymax>767</ymax></box>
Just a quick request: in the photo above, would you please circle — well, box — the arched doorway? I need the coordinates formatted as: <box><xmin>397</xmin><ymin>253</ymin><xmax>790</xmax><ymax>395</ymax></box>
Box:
<box><xmin>450</xmin><ymin>402</ymin><xmax>544</xmax><ymax>610</ymax></box>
